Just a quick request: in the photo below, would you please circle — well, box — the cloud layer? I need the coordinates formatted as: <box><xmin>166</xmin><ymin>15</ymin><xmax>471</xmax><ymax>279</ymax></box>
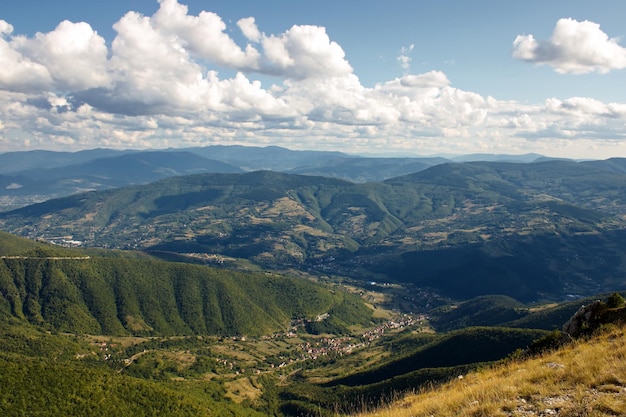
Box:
<box><xmin>0</xmin><ymin>1</ymin><xmax>625</xmax><ymax>158</ymax></box>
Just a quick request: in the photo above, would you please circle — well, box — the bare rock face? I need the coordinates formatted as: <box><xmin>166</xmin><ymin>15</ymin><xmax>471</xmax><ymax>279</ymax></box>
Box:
<box><xmin>562</xmin><ymin>300</ymin><xmax>604</xmax><ymax>336</ymax></box>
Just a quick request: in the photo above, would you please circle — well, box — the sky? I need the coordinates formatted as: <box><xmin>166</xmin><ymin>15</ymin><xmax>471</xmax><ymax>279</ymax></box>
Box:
<box><xmin>1</xmin><ymin>1</ymin><xmax>626</xmax><ymax>159</ymax></box>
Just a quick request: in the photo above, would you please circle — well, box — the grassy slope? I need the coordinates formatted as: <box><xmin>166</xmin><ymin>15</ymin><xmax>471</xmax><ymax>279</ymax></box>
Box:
<box><xmin>278</xmin><ymin>327</ymin><xmax>549</xmax><ymax>416</ymax></box>
<box><xmin>349</xmin><ymin>324</ymin><xmax>626</xmax><ymax>417</ymax></box>
<box><xmin>325</xmin><ymin>327</ymin><xmax>548</xmax><ymax>388</ymax></box>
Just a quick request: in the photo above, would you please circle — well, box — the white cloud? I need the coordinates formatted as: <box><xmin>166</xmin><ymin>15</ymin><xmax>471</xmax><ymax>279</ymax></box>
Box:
<box><xmin>151</xmin><ymin>0</ymin><xmax>260</xmax><ymax>69</ymax></box>
<box><xmin>108</xmin><ymin>9</ymin><xmax>208</xmax><ymax>111</ymax></box>
<box><xmin>238</xmin><ymin>17</ymin><xmax>261</xmax><ymax>43</ymax></box>
<box><xmin>12</xmin><ymin>20</ymin><xmax>110</xmax><ymax>91</ymax></box>
<box><xmin>203</xmin><ymin>71</ymin><xmax>293</xmax><ymax>117</ymax></box>
<box><xmin>260</xmin><ymin>25</ymin><xmax>353</xmax><ymax>80</ymax></box>
<box><xmin>397</xmin><ymin>55</ymin><xmax>411</xmax><ymax>71</ymax></box>
<box><xmin>282</xmin><ymin>74</ymin><xmax>400</xmax><ymax>125</ymax></box>
<box><xmin>378</xmin><ymin>71</ymin><xmax>450</xmax><ymax>93</ymax></box>
<box><xmin>513</xmin><ymin>18</ymin><xmax>626</xmax><ymax>74</ymax></box>
<box><xmin>545</xmin><ymin>96</ymin><xmax>626</xmax><ymax>118</ymax></box>
<box><xmin>0</xmin><ymin>3</ymin><xmax>625</xmax><ymax>159</ymax></box>
<box><xmin>0</xmin><ymin>20</ymin><xmax>53</xmax><ymax>92</ymax></box>
<box><xmin>0</xmin><ymin>20</ymin><xmax>13</xmax><ymax>35</ymax></box>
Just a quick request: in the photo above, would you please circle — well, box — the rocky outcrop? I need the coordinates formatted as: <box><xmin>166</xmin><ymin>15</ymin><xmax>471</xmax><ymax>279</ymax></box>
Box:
<box><xmin>562</xmin><ymin>300</ymin><xmax>604</xmax><ymax>336</ymax></box>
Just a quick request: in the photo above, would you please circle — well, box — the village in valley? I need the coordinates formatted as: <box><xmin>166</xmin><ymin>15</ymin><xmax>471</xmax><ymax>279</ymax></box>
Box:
<box><xmin>91</xmin><ymin>309</ymin><xmax>429</xmax><ymax>399</ymax></box>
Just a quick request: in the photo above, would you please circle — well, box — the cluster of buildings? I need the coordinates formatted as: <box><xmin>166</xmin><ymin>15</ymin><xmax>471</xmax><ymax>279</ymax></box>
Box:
<box><xmin>291</xmin><ymin>313</ymin><xmax>428</xmax><ymax>362</ymax></box>
<box><xmin>361</xmin><ymin>314</ymin><xmax>426</xmax><ymax>342</ymax></box>
<box><xmin>297</xmin><ymin>336</ymin><xmax>357</xmax><ymax>360</ymax></box>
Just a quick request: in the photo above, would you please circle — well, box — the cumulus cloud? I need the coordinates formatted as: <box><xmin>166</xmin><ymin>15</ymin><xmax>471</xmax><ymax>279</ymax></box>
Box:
<box><xmin>0</xmin><ymin>1</ymin><xmax>625</xmax><ymax>159</ymax></box>
<box><xmin>260</xmin><ymin>25</ymin><xmax>353</xmax><ymax>79</ymax></box>
<box><xmin>151</xmin><ymin>0</ymin><xmax>260</xmax><ymax>69</ymax></box>
<box><xmin>12</xmin><ymin>20</ymin><xmax>110</xmax><ymax>91</ymax></box>
<box><xmin>0</xmin><ymin>20</ymin><xmax>53</xmax><ymax>92</ymax></box>
<box><xmin>238</xmin><ymin>17</ymin><xmax>261</xmax><ymax>43</ymax></box>
<box><xmin>513</xmin><ymin>18</ymin><xmax>626</xmax><ymax>74</ymax></box>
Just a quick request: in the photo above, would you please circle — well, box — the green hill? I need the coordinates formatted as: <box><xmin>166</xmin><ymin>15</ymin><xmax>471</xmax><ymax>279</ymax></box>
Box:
<box><xmin>323</xmin><ymin>327</ymin><xmax>548</xmax><ymax>388</ymax></box>
<box><xmin>0</xmin><ymin>232</ymin><xmax>372</xmax><ymax>337</ymax></box>
<box><xmin>428</xmin><ymin>295</ymin><xmax>527</xmax><ymax>331</ymax></box>
<box><xmin>0</xmin><ymin>233</ymin><xmax>44</xmax><ymax>254</ymax></box>
<box><xmin>2</xmin><ymin>160</ymin><xmax>626</xmax><ymax>301</ymax></box>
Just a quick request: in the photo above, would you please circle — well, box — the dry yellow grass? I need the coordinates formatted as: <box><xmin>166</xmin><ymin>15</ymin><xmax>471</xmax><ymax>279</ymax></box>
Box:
<box><xmin>348</xmin><ymin>325</ymin><xmax>626</xmax><ymax>417</ymax></box>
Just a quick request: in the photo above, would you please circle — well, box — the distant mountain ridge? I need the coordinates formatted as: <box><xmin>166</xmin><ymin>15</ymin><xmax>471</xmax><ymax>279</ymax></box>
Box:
<box><xmin>0</xmin><ymin>148</ymin><xmax>133</xmax><ymax>174</ymax></box>
<box><xmin>2</xmin><ymin>158</ymin><xmax>626</xmax><ymax>302</ymax></box>
<box><xmin>15</xmin><ymin>151</ymin><xmax>243</xmax><ymax>182</ymax></box>
<box><xmin>449</xmin><ymin>152</ymin><xmax>546</xmax><ymax>163</ymax></box>
<box><xmin>0</xmin><ymin>145</ymin><xmax>563</xmax><ymax>211</ymax></box>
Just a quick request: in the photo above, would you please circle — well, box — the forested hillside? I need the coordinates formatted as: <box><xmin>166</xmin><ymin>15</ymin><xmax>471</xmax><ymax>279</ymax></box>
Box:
<box><xmin>0</xmin><ymin>232</ymin><xmax>372</xmax><ymax>336</ymax></box>
<box><xmin>2</xmin><ymin>159</ymin><xmax>626</xmax><ymax>302</ymax></box>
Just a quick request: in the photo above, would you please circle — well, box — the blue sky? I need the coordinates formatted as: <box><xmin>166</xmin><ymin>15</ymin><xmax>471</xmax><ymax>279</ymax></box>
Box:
<box><xmin>1</xmin><ymin>0</ymin><xmax>626</xmax><ymax>158</ymax></box>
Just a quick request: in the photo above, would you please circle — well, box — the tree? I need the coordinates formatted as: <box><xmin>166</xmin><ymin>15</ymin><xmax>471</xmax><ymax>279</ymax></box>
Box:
<box><xmin>607</xmin><ymin>292</ymin><xmax>625</xmax><ymax>309</ymax></box>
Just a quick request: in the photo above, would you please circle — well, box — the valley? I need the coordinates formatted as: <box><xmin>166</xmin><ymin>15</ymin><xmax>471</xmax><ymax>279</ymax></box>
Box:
<box><xmin>2</xmin><ymin>155</ymin><xmax>626</xmax><ymax>302</ymax></box>
<box><xmin>1</xmin><ymin>147</ymin><xmax>626</xmax><ymax>416</ymax></box>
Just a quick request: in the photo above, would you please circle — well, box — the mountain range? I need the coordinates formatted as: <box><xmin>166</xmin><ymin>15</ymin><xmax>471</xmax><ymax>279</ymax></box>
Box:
<box><xmin>0</xmin><ymin>146</ymin><xmax>550</xmax><ymax>211</ymax></box>
<box><xmin>1</xmin><ymin>153</ymin><xmax>626</xmax><ymax>302</ymax></box>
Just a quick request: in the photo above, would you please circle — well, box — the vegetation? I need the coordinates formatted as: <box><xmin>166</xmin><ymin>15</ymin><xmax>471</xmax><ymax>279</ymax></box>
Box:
<box><xmin>2</xmin><ymin>159</ymin><xmax>626</xmax><ymax>302</ymax></box>
<box><xmin>348</xmin><ymin>323</ymin><xmax>626</xmax><ymax>417</ymax></box>
<box><xmin>324</xmin><ymin>327</ymin><xmax>548</xmax><ymax>388</ymax></box>
<box><xmin>0</xmin><ymin>324</ymin><xmax>268</xmax><ymax>417</ymax></box>
<box><xmin>0</xmin><ymin>236</ymin><xmax>624</xmax><ymax>416</ymax></box>
<box><xmin>428</xmin><ymin>295</ymin><xmax>528</xmax><ymax>331</ymax></box>
<box><xmin>607</xmin><ymin>292</ymin><xmax>625</xmax><ymax>308</ymax></box>
<box><xmin>2</xmin><ymin>155</ymin><xmax>626</xmax><ymax>415</ymax></box>
<box><xmin>0</xmin><ymin>232</ymin><xmax>373</xmax><ymax>336</ymax></box>
<box><xmin>276</xmin><ymin>327</ymin><xmax>549</xmax><ymax>416</ymax></box>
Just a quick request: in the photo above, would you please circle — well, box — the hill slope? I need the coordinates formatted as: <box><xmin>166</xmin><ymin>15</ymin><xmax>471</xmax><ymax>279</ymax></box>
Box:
<box><xmin>2</xmin><ymin>160</ymin><xmax>626</xmax><ymax>301</ymax></box>
<box><xmin>0</xmin><ymin>232</ymin><xmax>371</xmax><ymax>336</ymax></box>
<box><xmin>350</xmin><ymin>323</ymin><xmax>626</xmax><ymax>417</ymax></box>
<box><xmin>324</xmin><ymin>327</ymin><xmax>548</xmax><ymax>388</ymax></box>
